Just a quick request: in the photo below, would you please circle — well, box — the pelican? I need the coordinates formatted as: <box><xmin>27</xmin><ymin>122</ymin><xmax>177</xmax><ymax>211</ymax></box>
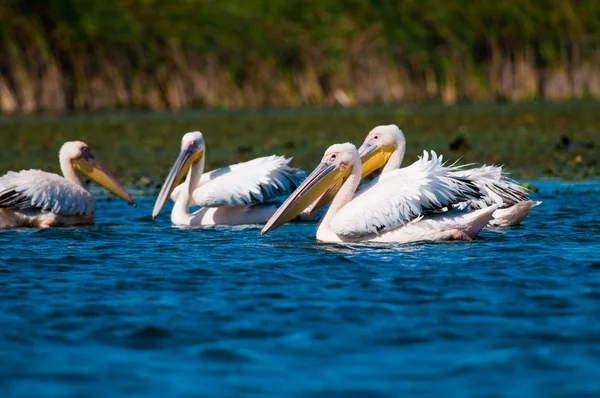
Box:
<box><xmin>305</xmin><ymin>125</ymin><xmax>540</xmax><ymax>227</ymax></box>
<box><xmin>261</xmin><ymin>143</ymin><xmax>498</xmax><ymax>243</ymax></box>
<box><xmin>152</xmin><ymin>131</ymin><xmax>306</xmax><ymax>226</ymax></box>
<box><xmin>0</xmin><ymin>141</ymin><xmax>136</xmax><ymax>228</ymax></box>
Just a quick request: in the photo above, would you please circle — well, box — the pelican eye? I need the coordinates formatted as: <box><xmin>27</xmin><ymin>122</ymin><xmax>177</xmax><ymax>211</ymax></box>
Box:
<box><xmin>373</xmin><ymin>135</ymin><xmax>379</xmax><ymax>140</ymax></box>
<box><xmin>81</xmin><ymin>147</ymin><xmax>94</xmax><ymax>160</ymax></box>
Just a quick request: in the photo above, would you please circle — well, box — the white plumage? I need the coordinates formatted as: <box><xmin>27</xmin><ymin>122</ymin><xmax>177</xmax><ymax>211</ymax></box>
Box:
<box><xmin>172</xmin><ymin>155</ymin><xmax>305</xmax><ymax>207</ymax></box>
<box><xmin>452</xmin><ymin>165</ymin><xmax>529</xmax><ymax>209</ymax></box>
<box><xmin>262</xmin><ymin>143</ymin><xmax>495</xmax><ymax>244</ymax></box>
<box><xmin>0</xmin><ymin>170</ymin><xmax>95</xmax><ymax>216</ymax></box>
<box><xmin>357</xmin><ymin>124</ymin><xmax>540</xmax><ymax>226</ymax></box>
<box><xmin>153</xmin><ymin>131</ymin><xmax>306</xmax><ymax>226</ymax></box>
<box><xmin>331</xmin><ymin>151</ymin><xmax>482</xmax><ymax>238</ymax></box>
<box><xmin>0</xmin><ymin>141</ymin><xmax>135</xmax><ymax>228</ymax></box>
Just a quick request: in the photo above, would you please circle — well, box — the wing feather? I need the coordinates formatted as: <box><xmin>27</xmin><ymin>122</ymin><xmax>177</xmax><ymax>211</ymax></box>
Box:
<box><xmin>0</xmin><ymin>170</ymin><xmax>95</xmax><ymax>215</ymax></box>
<box><xmin>451</xmin><ymin>165</ymin><xmax>529</xmax><ymax>209</ymax></box>
<box><xmin>192</xmin><ymin>155</ymin><xmax>306</xmax><ymax>207</ymax></box>
<box><xmin>331</xmin><ymin>151</ymin><xmax>483</xmax><ymax>238</ymax></box>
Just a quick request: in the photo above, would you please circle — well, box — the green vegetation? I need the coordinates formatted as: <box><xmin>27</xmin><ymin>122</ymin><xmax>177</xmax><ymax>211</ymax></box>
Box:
<box><xmin>1</xmin><ymin>1</ymin><xmax>600</xmax><ymax>113</ymax></box>
<box><xmin>0</xmin><ymin>103</ymin><xmax>598</xmax><ymax>188</ymax></box>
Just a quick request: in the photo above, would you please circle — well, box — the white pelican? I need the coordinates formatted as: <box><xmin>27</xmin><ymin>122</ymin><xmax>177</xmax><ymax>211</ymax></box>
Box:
<box><xmin>0</xmin><ymin>141</ymin><xmax>136</xmax><ymax>228</ymax></box>
<box><xmin>261</xmin><ymin>143</ymin><xmax>498</xmax><ymax>243</ymax></box>
<box><xmin>152</xmin><ymin>131</ymin><xmax>306</xmax><ymax>226</ymax></box>
<box><xmin>305</xmin><ymin>125</ymin><xmax>540</xmax><ymax>227</ymax></box>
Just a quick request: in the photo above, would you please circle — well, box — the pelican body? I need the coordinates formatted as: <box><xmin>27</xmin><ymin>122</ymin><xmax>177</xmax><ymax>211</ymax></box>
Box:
<box><xmin>262</xmin><ymin>143</ymin><xmax>497</xmax><ymax>244</ymax></box>
<box><xmin>306</xmin><ymin>125</ymin><xmax>540</xmax><ymax>227</ymax></box>
<box><xmin>152</xmin><ymin>131</ymin><xmax>306</xmax><ymax>226</ymax></box>
<box><xmin>0</xmin><ymin>141</ymin><xmax>135</xmax><ymax>228</ymax></box>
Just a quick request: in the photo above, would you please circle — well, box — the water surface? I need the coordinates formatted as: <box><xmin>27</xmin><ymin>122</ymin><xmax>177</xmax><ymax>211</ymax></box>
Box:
<box><xmin>1</xmin><ymin>181</ymin><xmax>599</xmax><ymax>397</ymax></box>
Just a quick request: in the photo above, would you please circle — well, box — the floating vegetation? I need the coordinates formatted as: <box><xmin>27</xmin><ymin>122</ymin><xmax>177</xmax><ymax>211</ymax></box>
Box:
<box><xmin>0</xmin><ymin>104</ymin><xmax>598</xmax><ymax>187</ymax></box>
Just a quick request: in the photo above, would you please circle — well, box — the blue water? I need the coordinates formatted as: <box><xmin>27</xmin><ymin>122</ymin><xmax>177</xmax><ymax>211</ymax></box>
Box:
<box><xmin>1</xmin><ymin>181</ymin><xmax>599</xmax><ymax>398</ymax></box>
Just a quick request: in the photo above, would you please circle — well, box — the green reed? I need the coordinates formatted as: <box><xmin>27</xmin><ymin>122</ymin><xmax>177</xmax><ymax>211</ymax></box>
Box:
<box><xmin>0</xmin><ymin>104</ymin><xmax>598</xmax><ymax>188</ymax></box>
<box><xmin>1</xmin><ymin>1</ymin><xmax>600</xmax><ymax>113</ymax></box>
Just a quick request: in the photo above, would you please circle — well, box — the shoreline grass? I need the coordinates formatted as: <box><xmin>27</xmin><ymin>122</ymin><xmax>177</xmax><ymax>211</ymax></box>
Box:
<box><xmin>0</xmin><ymin>104</ymin><xmax>598</xmax><ymax>186</ymax></box>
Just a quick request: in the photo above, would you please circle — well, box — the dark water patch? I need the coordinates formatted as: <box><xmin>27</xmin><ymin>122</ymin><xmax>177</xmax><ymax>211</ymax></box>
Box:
<box><xmin>198</xmin><ymin>346</ymin><xmax>257</xmax><ymax>363</ymax></box>
<box><xmin>76</xmin><ymin>304</ymin><xmax>120</xmax><ymax>318</ymax></box>
<box><xmin>88</xmin><ymin>325</ymin><xmax>175</xmax><ymax>349</ymax></box>
<box><xmin>258</xmin><ymin>292</ymin><xmax>288</xmax><ymax>300</ymax></box>
<box><xmin>128</xmin><ymin>326</ymin><xmax>172</xmax><ymax>339</ymax></box>
<box><xmin>443</xmin><ymin>349</ymin><xmax>517</xmax><ymax>376</ymax></box>
<box><xmin>3</xmin><ymin>257</ymin><xmax>34</xmax><ymax>266</ymax></box>
<box><xmin>522</xmin><ymin>353</ymin><xmax>576</xmax><ymax>372</ymax></box>
<box><xmin>389</xmin><ymin>276</ymin><xmax>425</xmax><ymax>284</ymax></box>
<box><xmin>272</xmin><ymin>305</ymin><xmax>298</xmax><ymax>314</ymax></box>
<box><xmin>305</xmin><ymin>390</ymin><xmax>388</xmax><ymax>398</ymax></box>
<box><xmin>183</xmin><ymin>267</ymin><xmax>216</xmax><ymax>276</ymax></box>
<box><xmin>224</xmin><ymin>327</ymin><xmax>286</xmax><ymax>339</ymax></box>
<box><xmin>512</xmin><ymin>331</ymin><xmax>600</xmax><ymax>344</ymax></box>
<box><xmin>561</xmin><ymin>391</ymin><xmax>600</xmax><ymax>398</ymax></box>
<box><xmin>525</xmin><ymin>293</ymin><xmax>575</xmax><ymax>309</ymax></box>
<box><xmin>325</xmin><ymin>282</ymin><xmax>354</xmax><ymax>290</ymax></box>
<box><xmin>57</xmin><ymin>255</ymin><xmax>97</xmax><ymax>265</ymax></box>
<box><xmin>91</xmin><ymin>244</ymin><xmax>118</xmax><ymax>251</ymax></box>
<box><xmin>7</xmin><ymin>371</ymin><xmax>98</xmax><ymax>383</ymax></box>
<box><xmin>373</xmin><ymin>334</ymin><xmax>430</xmax><ymax>346</ymax></box>
<box><xmin>44</xmin><ymin>264</ymin><xmax>76</xmax><ymax>272</ymax></box>
<box><xmin>582</xmin><ymin>291</ymin><xmax>600</xmax><ymax>299</ymax></box>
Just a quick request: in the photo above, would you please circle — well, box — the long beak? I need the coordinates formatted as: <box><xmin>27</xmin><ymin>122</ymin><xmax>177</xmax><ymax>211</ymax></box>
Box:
<box><xmin>152</xmin><ymin>148</ymin><xmax>203</xmax><ymax>219</ymax></box>
<box><xmin>261</xmin><ymin>161</ymin><xmax>349</xmax><ymax>235</ymax></box>
<box><xmin>72</xmin><ymin>149</ymin><xmax>136</xmax><ymax>206</ymax></box>
<box><xmin>302</xmin><ymin>179</ymin><xmax>342</xmax><ymax>217</ymax></box>
<box><xmin>358</xmin><ymin>142</ymin><xmax>394</xmax><ymax>179</ymax></box>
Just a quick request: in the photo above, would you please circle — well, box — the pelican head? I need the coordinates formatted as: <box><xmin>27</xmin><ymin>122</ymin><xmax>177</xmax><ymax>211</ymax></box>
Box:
<box><xmin>261</xmin><ymin>143</ymin><xmax>357</xmax><ymax>235</ymax></box>
<box><xmin>60</xmin><ymin>141</ymin><xmax>136</xmax><ymax>205</ymax></box>
<box><xmin>152</xmin><ymin>131</ymin><xmax>205</xmax><ymax>219</ymax></box>
<box><xmin>302</xmin><ymin>125</ymin><xmax>406</xmax><ymax>218</ymax></box>
<box><xmin>358</xmin><ymin>124</ymin><xmax>405</xmax><ymax>178</ymax></box>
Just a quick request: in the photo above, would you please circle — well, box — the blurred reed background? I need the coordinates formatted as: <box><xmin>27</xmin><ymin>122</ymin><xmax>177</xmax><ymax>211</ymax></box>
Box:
<box><xmin>1</xmin><ymin>0</ymin><xmax>600</xmax><ymax>114</ymax></box>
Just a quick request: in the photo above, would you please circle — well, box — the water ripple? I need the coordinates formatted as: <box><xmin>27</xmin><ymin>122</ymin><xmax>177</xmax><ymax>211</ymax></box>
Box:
<box><xmin>0</xmin><ymin>182</ymin><xmax>599</xmax><ymax>397</ymax></box>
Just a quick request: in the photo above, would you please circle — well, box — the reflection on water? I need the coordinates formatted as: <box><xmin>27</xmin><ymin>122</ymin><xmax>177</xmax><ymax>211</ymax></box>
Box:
<box><xmin>0</xmin><ymin>181</ymin><xmax>599</xmax><ymax>397</ymax></box>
